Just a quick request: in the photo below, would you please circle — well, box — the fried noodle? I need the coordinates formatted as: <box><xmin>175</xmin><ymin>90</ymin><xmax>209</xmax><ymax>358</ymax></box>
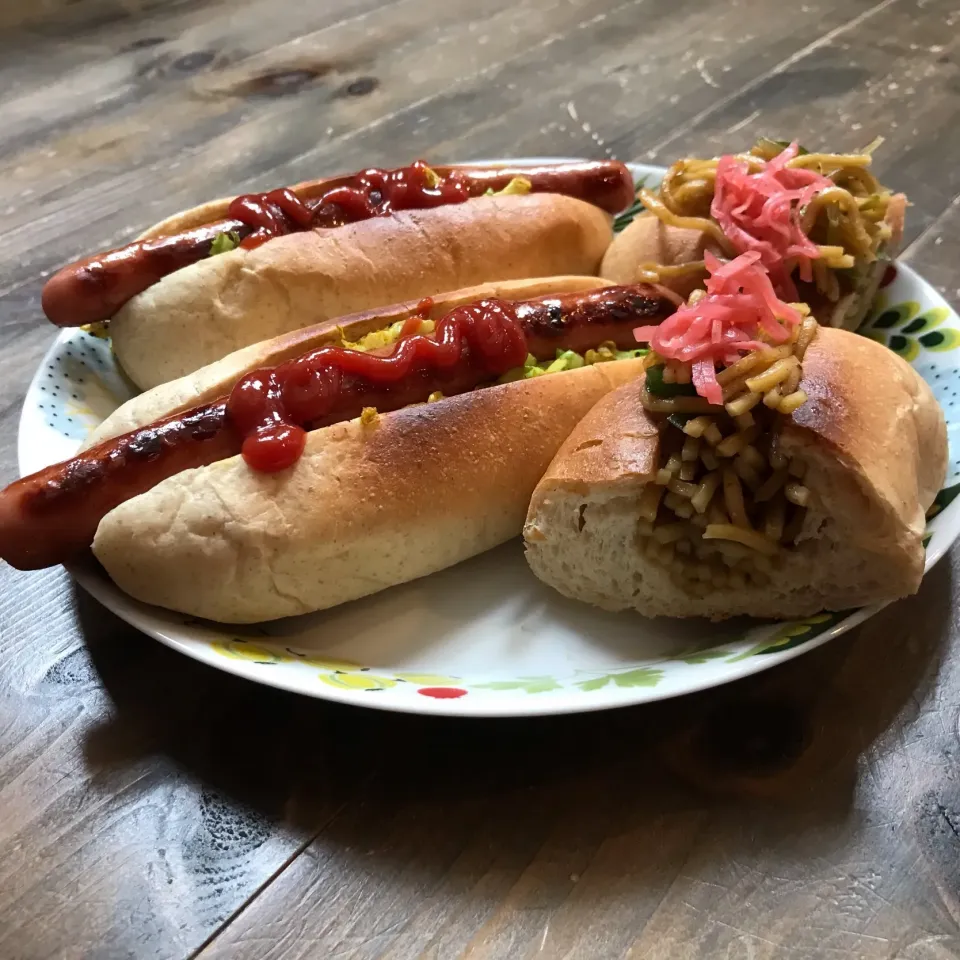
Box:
<box><xmin>637</xmin><ymin>138</ymin><xmax>894</xmax><ymax>305</ymax></box>
<box><xmin>633</xmin><ymin>250</ymin><xmax>820</xmax><ymax>592</ymax></box>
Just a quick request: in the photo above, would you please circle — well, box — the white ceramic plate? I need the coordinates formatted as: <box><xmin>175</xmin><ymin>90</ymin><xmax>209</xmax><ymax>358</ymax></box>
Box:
<box><xmin>17</xmin><ymin>161</ymin><xmax>960</xmax><ymax>716</ymax></box>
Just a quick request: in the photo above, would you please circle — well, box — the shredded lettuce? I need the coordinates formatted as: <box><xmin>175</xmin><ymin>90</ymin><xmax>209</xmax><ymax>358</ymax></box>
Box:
<box><xmin>545</xmin><ymin>349</ymin><xmax>586</xmax><ymax>374</ymax></box>
<box><xmin>210</xmin><ymin>231</ymin><xmax>241</xmax><ymax>256</ymax></box>
<box><xmin>334</xmin><ymin>315</ymin><xmax>647</xmax><ymax>390</ymax></box>
<box><xmin>498</xmin><ymin>344</ymin><xmax>647</xmax><ymax>383</ymax></box>
<box><xmin>613</xmin><ymin>178</ymin><xmax>649</xmax><ymax>233</ymax></box>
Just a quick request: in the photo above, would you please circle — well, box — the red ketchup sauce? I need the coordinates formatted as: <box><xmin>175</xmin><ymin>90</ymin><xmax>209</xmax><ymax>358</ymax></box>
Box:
<box><xmin>226</xmin><ymin>299</ymin><xmax>528</xmax><ymax>472</ymax></box>
<box><xmin>228</xmin><ymin>161</ymin><xmax>472</xmax><ymax>249</ymax></box>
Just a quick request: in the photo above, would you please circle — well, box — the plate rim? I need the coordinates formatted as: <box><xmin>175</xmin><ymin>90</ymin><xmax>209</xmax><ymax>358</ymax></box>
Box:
<box><xmin>62</xmin><ymin>558</ymin><xmax>889</xmax><ymax>717</ymax></box>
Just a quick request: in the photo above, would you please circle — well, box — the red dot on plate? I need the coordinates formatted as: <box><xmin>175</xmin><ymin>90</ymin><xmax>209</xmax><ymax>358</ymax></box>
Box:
<box><xmin>417</xmin><ymin>686</ymin><xmax>467</xmax><ymax>699</ymax></box>
<box><xmin>880</xmin><ymin>264</ymin><xmax>897</xmax><ymax>288</ymax></box>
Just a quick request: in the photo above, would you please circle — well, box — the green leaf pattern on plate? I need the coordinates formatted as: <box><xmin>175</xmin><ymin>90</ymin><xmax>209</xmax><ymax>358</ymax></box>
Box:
<box><xmin>726</xmin><ymin>611</ymin><xmax>853</xmax><ymax>662</ymax></box>
<box><xmin>474</xmin><ymin>677</ymin><xmax>563</xmax><ymax>693</ymax></box>
<box><xmin>575</xmin><ymin>668</ymin><xmax>664</xmax><ymax>691</ymax></box>
<box><xmin>860</xmin><ymin>301</ymin><xmax>960</xmax><ymax>360</ymax></box>
<box><xmin>927</xmin><ymin>482</ymin><xmax>960</xmax><ymax>519</ymax></box>
<box><xmin>680</xmin><ymin>648</ymin><xmax>730</xmax><ymax>665</ymax></box>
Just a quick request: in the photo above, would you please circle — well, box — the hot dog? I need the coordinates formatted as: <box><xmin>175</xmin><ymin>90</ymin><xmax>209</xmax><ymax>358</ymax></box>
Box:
<box><xmin>0</xmin><ymin>279</ymin><xmax>675</xmax><ymax>607</ymax></box>
<box><xmin>601</xmin><ymin>140</ymin><xmax>906</xmax><ymax>331</ymax></box>
<box><xmin>43</xmin><ymin>162</ymin><xmax>632</xmax><ymax>329</ymax></box>
<box><xmin>41</xmin><ymin>160</ymin><xmax>634</xmax><ymax>391</ymax></box>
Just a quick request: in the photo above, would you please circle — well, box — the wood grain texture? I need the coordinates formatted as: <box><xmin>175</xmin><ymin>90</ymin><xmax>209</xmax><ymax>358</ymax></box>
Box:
<box><xmin>2</xmin><ymin>0</ymin><xmax>960</xmax><ymax>957</ymax></box>
<box><xmin>195</xmin><ymin>557</ymin><xmax>960</xmax><ymax>960</ymax></box>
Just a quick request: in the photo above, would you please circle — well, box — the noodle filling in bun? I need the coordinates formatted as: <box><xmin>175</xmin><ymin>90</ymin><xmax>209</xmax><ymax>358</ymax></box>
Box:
<box><xmin>524</xmin><ymin>251</ymin><xmax>948</xmax><ymax>620</ymax></box>
<box><xmin>602</xmin><ymin>139</ymin><xmax>907</xmax><ymax>331</ymax></box>
<box><xmin>628</xmin><ymin>252</ymin><xmax>817</xmax><ymax>591</ymax></box>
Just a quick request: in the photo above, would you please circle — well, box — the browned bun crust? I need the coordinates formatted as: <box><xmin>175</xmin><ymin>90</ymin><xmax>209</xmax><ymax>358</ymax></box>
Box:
<box><xmin>523</xmin><ymin>327</ymin><xmax>947</xmax><ymax>620</ymax></box>
<box><xmin>91</xmin><ymin>355</ymin><xmax>646</xmax><ymax>623</ymax></box>
<box><xmin>86</xmin><ymin>276</ymin><xmax>607</xmax><ymax>448</ymax></box>
<box><xmin>112</xmin><ymin>193</ymin><xmax>614</xmax><ymax>391</ymax></box>
<box><xmin>599</xmin><ymin>214</ymin><xmax>718</xmax><ymax>299</ymax></box>
<box><xmin>785</xmin><ymin>324</ymin><xmax>946</xmax><ymax>536</ymax></box>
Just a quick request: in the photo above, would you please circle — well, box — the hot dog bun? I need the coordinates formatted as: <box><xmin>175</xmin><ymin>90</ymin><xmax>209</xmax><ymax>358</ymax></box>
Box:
<box><xmin>76</xmin><ymin>275</ymin><xmax>649</xmax><ymax>622</ymax></box>
<box><xmin>91</xmin><ymin>355</ymin><xmax>645</xmax><ymax>623</ymax></box>
<box><xmin>111</xmin><ymin>193</ymin><xmax>615</xmax><ymax>391</ymax></box>
<box><xmin>523</xmin><ymin>327</ymin><xmax>947</xmax><ymax>620</ymax></box>
<box><xmin>87</xmin><ymin>276</ymin><xmax>607</xmax><ymax>447</ymax></box>
<box><xmin>600</xmin><ymin>214</ymin><xmax>720</xmax><ymax>299</ymax></box>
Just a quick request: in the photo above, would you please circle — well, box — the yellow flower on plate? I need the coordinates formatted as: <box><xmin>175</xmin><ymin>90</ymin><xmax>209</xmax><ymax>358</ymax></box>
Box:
<box><xmin>211</xmin><ymin>639</ymin><xmax>290</xmax><ymax>664</ymax></box>
<box><xmin>318</xmin><ymin>673</ymin><xmax>397</xmax><ymax>691</ymax></box>
<box><xmin>768</xmin><ymin>613</ymin><xmax>833</xmax><ymax>645</ymax></box>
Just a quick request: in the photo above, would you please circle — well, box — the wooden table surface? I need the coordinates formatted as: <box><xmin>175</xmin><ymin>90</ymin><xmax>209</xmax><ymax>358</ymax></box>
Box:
<box><xmin>3</xmin><ymin>1</ymin><xmax>960</xmax><ymax>957</ymax></box>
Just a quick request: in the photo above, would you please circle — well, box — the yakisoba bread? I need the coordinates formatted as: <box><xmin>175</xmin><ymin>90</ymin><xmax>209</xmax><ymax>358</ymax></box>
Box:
<box><xmin>602</xmin><ymin>139</ymin><xmax>907</xmax><ymax>332</ymax></box>
<box><xmin>41</xmin><ymin>160</ymin><xmax>634</xmax><ymax>390</ymax></box>
<box><xmin>525</xmin><ymin>252</ymin><xmax>947</xmax><ymax>620</ymax></box>
<box><xmin>0</xmin><ymin>276</ymin><xmax>678</xmax><ymax>623</ymax></box>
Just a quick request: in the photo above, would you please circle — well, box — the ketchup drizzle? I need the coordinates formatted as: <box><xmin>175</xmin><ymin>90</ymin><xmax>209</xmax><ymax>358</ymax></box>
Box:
<box><xmin>228</xmin><ymin>161</ymin><xmax>472</xmax><ymax>250</ymax></box>
<box><xmin>226</xmin><ymin>299</ymin><xmax>529</xmax><ymax>472</ymax></box>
